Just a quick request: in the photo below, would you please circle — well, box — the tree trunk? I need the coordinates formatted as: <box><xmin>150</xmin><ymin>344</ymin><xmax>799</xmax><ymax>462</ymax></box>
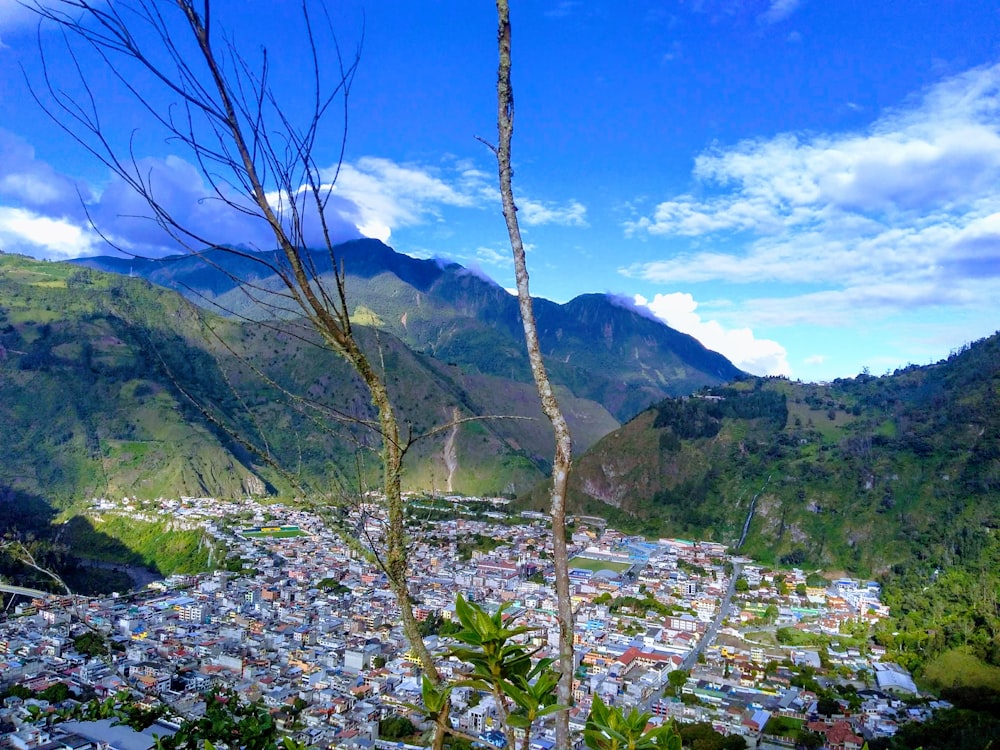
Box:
<box><xmin>492</xmin><ymin>3</ymin><xmax>575</xmax><ymax>748</ymax></box>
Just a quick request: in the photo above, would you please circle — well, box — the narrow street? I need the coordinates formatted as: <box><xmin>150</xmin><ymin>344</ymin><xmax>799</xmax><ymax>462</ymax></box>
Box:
<box><xmin>681</xmin><ymin>478</ymin><xmax>765</xmax><ymax>673</ymax></box>
<box><xmin>682</xmin><ymin>560</ymin><xmax>742</xmax><ymax>672</ymax></box>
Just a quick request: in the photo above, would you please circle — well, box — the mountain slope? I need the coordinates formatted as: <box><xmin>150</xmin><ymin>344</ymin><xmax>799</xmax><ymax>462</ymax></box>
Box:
<box><xmin>560</xmin><ymin>334</ymin><xmax>1000</xmax><ymax>574</ymax></box>
<box><xmin>73</xmin><ymin>239</ymin><xmax>743</xmax><ymax>422</ymax></box>
<box><xmin>0</xmin><ymin>254</ymin><xmax>620</xmax><ymax>504</ymax></box>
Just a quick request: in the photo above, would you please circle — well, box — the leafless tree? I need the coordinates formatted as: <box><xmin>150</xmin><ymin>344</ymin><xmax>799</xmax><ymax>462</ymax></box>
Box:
<box><xmin>485</xmin><ymin>3</ymin><xmax>575</xmax><ymax>747</ymax></box>
<box><xmin>27</xmin><ymin>3</ymin><xmax>576</xmax><ymax>748</ymax></box>
<box><xmin>26</xmin><ymin>0</ymin><xmax>442</xmax><ymax>691</ymax></box>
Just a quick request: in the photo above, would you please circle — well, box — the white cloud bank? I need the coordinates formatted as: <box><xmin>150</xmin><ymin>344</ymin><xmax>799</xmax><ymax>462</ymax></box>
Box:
<box><xmin>622</xmin><ymin>63</ymin><xmax>1000</xmax><ymax>327</ymax></box>
<box><xmin>0</xmin><ymin>126</ymin><xmax>586</xmax><ymax>260</ymax></box>
<box><xmin>0</xmin><ymin>206</ymin><xmax>102</xmax><ymax>258</ymax></box>
<box><xmin>634</xmin><ymin>292</ymin><xmax>790</xmax><ymax>376</ymax></box>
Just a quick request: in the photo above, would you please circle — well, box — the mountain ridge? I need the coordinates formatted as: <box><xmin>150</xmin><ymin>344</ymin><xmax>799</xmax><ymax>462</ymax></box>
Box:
<box><xmin>72</xmin><ymin>239</ymin><xmax>744</xmax><ymax>423</ymax></box>
<box><xmin>2</xmin><ymin>243</ymin><xmax>739</xmax><ymax>505</ymax></box>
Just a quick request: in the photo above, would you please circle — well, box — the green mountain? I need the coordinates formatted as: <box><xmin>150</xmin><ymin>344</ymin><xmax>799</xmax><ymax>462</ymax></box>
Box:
<box><xmin>562</xmin><ymin>336</ymin><xmax>1000</xmax><ymax>575</ymax></box>
<box><xmin>74</xmin><ymin>239</ymin><xmax>742</xmax><ymax>422</ymax></box>
<box><xmin>0</xmin><ymin>253</ymin><xmax>633</xmax><ymax>505</ymax></box>
<box><xmin>5</xmin><ymin>234</ymin><xmax>744</xmax><ymax>505</ymax></box>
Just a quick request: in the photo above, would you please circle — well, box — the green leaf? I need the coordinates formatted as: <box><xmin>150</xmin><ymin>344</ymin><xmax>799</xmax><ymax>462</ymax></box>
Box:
<box><xmin>505</xmin><ymin>713</ymin><xmax>533</xmax><ymax>729</ymax></box>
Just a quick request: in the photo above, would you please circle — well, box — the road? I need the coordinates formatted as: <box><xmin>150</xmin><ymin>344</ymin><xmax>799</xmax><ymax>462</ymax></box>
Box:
<box><xmin>0</xmin><ymin>582</ymin><xmax>52</xmax><ymax>599</ymax></box>
<box><xmin>682</xmin><ymin>560</ymin><xmax>742</xmax><ymax>672</ymax></box>
<box><xmin>679</xmin><ymin>476</ymin><xmax>767</xmax><ymax>670</ymax></box>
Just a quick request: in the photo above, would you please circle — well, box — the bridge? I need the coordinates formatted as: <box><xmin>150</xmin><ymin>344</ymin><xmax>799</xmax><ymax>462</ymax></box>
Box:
<box><xmin>0</xmin><ymin>583</ymin><xmax>52</xmax><ymax>599</ymax></box>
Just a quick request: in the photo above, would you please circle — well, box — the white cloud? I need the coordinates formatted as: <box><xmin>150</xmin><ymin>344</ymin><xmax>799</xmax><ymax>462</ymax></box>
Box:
<box><xmin>0</xmin><ymin>142</ymin><xmax>500</xmax><ymax>257</ymax></box>
<box><xmin>803</xmin><ymin>354</ymin><xmax>826</xmax><ymax>365</ymax></box>
<box><xmin>0</xmin><ymin>206</ymin><xmax>101</xmax><ymax>258</ymax></box>
<box><xmin>518</xmin><ymin>197</ymin><xmax>588</xmax><ymax>227</ymax></box>
<box><xmin>0</xmin><ymin>116</ymin><xmax>589</xmax><ymax>260</ymax></box>
<box><xmin>474</xmin><ymin>245</ymin><xmax>511</xmax><ymax>267</ymax></box>
<box><xmin>623</xmin><ymin>63</ymin><xmax>1000</xmax><ymax>321</ymax></box>
<box><xmin>0</xmin><ymin>129</ymin><xmax>91</xmax><ymax>212</ymax></box>
<box><xmin>327</xmin><ymin>156</ymin><xmax>480</xmax><ymax>242</ymax></box>
<box><xmin>759</xmin><ymin>0</ymin><xmax>801</xmax><ymax>25</ymax></box>
<box><xmin>634</xmin><ymin>292</ymin><xmax>790</xmax><ymax>376</ymax></box>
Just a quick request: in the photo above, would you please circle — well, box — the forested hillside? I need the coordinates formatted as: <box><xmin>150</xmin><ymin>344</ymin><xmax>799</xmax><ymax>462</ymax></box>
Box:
<box><xmin>0</xmin><ymin>254</ymin><xmax>643</xmax><ymax>504</ymax></box>
<box><xmin>554</xmin><ymin>335</ymin><xmax>1000</xmax><ymax>676</ymax></box>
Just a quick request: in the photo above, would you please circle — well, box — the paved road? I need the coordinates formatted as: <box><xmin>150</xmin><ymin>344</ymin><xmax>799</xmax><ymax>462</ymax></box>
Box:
<box><xmin>682</xmin><ymin>561</ymin><xmax>742</xmax><ymax>672</ymax></box>
<box><xmin>679</xmin><ymin>477</ymin><xmax>765</xmax><ymax>671</ymax></box>
<box><xmin>637</xmin><ymin>560</ymin><xmax>743</xmax><ymax>715</ymax></box>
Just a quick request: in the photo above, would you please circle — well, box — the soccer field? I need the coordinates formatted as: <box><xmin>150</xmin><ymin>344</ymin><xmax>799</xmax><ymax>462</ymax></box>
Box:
<box><xmin>568</xmin><ymin>556</ymin><xmax>631</xmax><ymax>573</ymax></box>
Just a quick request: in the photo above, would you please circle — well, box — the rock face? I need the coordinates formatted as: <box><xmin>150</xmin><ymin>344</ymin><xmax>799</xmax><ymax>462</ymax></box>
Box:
<box><xmin>243</xmin><ymin>474</ymin><xmax>267</xmax><ymax>497</ymax></box>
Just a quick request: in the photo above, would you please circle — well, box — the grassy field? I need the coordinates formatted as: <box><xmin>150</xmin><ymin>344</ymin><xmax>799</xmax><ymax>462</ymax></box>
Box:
<box><xmin>743</xmin><ymin>630</ymin><xmax>780</xmax><ymax>646</ymax></box>
<box><xmin>764</xmin><ymin>716</ymin><xmax>804</xmax><ymax>738</ymax></box>
<box><xmin>922</xmin><ymin>649</ymin><xmax>1000</xmax><ymax>692</ymax></box>
<box><xmin>568</xmin><ymin>556</ymin><xmax>632</xmax><ymax>573</ymax></box>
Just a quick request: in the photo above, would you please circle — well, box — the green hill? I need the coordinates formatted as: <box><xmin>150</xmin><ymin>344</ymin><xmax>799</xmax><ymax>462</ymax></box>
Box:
<box><xmin>556</xmin><ymin>335</ymin><xmax>1000</xmax><ymax>674</ymax></box>
<box><xmin>0</xmin><ymin>253</ymin><xmax>628</xmax><ymax>506</ymax></box>
<box><xmin>564</xmin><ymin>338</ymin><xmax>1000</xmax><ymax>573</ymax></box>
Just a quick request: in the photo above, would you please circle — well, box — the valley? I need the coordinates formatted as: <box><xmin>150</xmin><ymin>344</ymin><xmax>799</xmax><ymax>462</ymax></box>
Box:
<box><xmin>0</xmin><ymin>494</ymin><xmax>979</xmax><ymax>750</ymax></box>
<box><xmin>1</xmin><ymin>246</ymin><xmax>999</xmax><ymax>750</ymax></box>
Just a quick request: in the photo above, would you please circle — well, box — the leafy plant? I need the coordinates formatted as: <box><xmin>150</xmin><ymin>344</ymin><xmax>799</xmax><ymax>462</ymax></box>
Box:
<box><xmin>444</xmin><ymin>595</ymin><xmax>563</xmax><ymax>750</ymax></box>
<box><xmin>583</xmin><ymin>696</ymin><xmax>681</xmax><ymax>750</ymax></box>
<box><xmin>154</xmin><ymin>688</ymin><xmax>282</xmax><ymax>750</ymax></box>
<box><xmin>439</xmin><ymin>596</ymin><xmax>681</xmax><ymax>750</ymax></box>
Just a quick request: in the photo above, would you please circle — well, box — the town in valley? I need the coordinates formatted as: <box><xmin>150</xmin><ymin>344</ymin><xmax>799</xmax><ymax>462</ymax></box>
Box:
<box><xmin>1</xmin><ymin>494</ymin><xmax>946</xmax><ymax>750</ymax></box>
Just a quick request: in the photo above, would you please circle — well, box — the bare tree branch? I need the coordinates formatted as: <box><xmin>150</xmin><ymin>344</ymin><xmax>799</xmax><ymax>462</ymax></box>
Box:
<box><xmin>490</xmin><ymin>3</ymin><xmax>575</xmax><ymax>748</ymax></box>
<box><xmin>26</xmin><ymin>0</ymin><xmax>442</xmax><ymax>693</ymax></box>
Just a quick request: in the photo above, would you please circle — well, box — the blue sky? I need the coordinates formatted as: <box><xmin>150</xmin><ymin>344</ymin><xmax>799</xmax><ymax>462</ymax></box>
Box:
<box><xmin>1</xmin><ymin>1</ymin><xmax>999</xmax><ymax>382</ymax></box>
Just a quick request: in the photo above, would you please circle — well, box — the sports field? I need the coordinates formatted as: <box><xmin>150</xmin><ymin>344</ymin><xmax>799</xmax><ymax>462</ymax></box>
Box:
<box><xmin>568</xmin><ymin>556</ymin><xmax>631</xmax><ymax>573</ymax></box>
<box><xmin>243</xmin><ymin>526</ymin><xmax>306</xmax><ymax>539</ymax></box>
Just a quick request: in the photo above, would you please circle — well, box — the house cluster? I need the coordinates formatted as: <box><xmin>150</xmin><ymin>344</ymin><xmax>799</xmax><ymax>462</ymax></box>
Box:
<box><xmin>0</xmin><ymin>496</ymin><xmax>926</xmax><ymax>750</ymax></box>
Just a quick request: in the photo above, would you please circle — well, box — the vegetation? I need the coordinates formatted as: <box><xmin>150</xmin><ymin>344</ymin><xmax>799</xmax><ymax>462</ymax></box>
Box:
<box><xmin>874</xmin><ymin>534</ymin><xmax>1000</xmax><ymax>674</ymax></box>
<box><xmin>456</xmin><ymin>533</ymin><xmax>506</xmax><ymax>560</ymax></box>
<box><xmin>676</xmin><ymin>722</ymin><xmax>746</xmax><ymax>750</ymax></box>
<box><xmin>242</xmin><ymin>529</ymin><xmax>306</xmax><ymax>539</ymax></box>
<box><xmin>776</xmin><ymin>627</ymin><xmax>831</xmax><ymax>647</ymax></box>
<box><xmin>379</xmin><ymin>715</ymin><xmax>418</xmax><ymax>741</ymax></box>
<box><xmin>652</xmin><ymin>387</ymin><xmax>787</xmax><ymax>439</ymax></box>
<box><xmin>666</xmin><ymin>669</ymin><xmax>689</xmax><ymax>697</ymax></box>
<box><xmin>567</xmin><ymin>556</ymin><xmax>632</xmax><ymax>573</ymax></box>
<box><xmin>153</xmin><ymin>689</ymin><xmax>281</xmax><ymax>750</ymax></box>
<box><xmin>607</xmin><ymin>592</ymin><xmax>688</xmax><ymax>619</ymax></box>
<box><xmin>73</xmin><ymin>631</ymin><xmax>112</xmax><ymax>658</ymax></box>
<box><xmin>921</xmin><ymin>650</ymin><xmax>1000</xmax><ymax>692</ymax></box>
<box><xmin>870</xmin><ymin>688</ymin><xmax>1000</xmax><ymax>750</ymax></box>
<box><xmin>762</xmin><ymin>715</ymin><xmax>803</xmax><ymax>738</ymax></box>
<box><xmin>315</xmin><ymin>578</ymin><xmax>351</xmax><ymax>595</ymax></box>
<box><xmin>65</xmin><ymin>513</ymin><xmax>217</xmax><ymax>575</ymax></box>
<box><xmin>566</xmin><ymin>334</ymin><xmax>1000</xmax><ymax>679</ymax></box>
<box><xmin>417</xmin><ymin>611</ymin><xmax>463</xmax><ymax>638</ymax></box>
